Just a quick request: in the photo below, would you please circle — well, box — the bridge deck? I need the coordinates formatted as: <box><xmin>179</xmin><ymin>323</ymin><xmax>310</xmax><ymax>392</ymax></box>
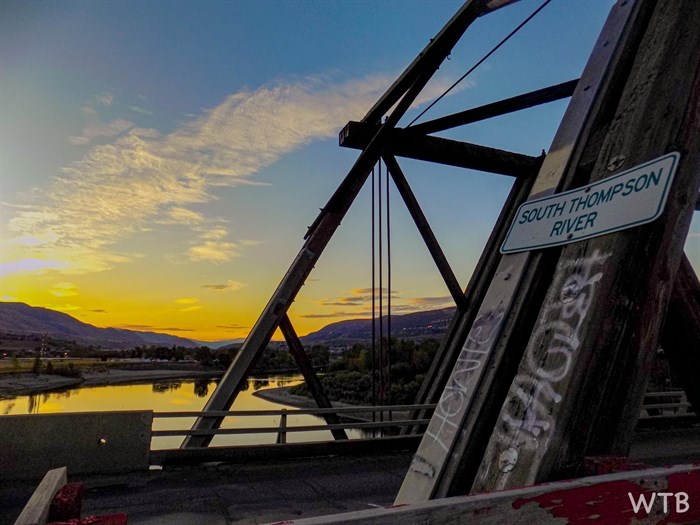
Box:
<box><xmin>2</xmin><ymin>425</ymin><xmax>699</xmax><ymax>525</ymax></box>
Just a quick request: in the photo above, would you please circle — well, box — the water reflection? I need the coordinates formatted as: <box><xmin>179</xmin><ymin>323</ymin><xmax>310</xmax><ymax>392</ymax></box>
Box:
<box><xmin>152</xmin><ymin>381</ymin><xmax>182</xmax><ymax>393</ymax></box>
<box><xmin>193</xmin><ymin>378</ymin><xmax>210</xmax><ymax>398</ymax></box>
<box><xmin>2</xmin><ymin>401</ymin><xmax>15</xmax><ymax>415</ymax></box>
<box><xmin>0</xmin><ymin>375</ymin><xmax>368</xmax><ymax>448</ymax></box>
<box><xmin>252</xmin><ymin>379</ymin><xmax>269</xmax><ymax>391</ymax></box>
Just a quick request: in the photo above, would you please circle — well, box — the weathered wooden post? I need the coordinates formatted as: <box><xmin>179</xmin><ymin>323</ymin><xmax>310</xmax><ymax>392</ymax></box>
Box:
<box><xmin>472</xmin><ymin>0</ymin><xmax>700</xmax><ymax>491</ymax></box>
<box><xmin>276</xmin><ymin>409</ymin><xmax>288</xmax><ymax>445</ymax></box>
<box><xmin>396</xmin><ymin>0</ymin><xmax>651</xmax><ymax>503</ymax></box>
<box><xmin>662</xmin><ymin>255</ymin><xmax>700</xmax><ymax>415</ymax></box>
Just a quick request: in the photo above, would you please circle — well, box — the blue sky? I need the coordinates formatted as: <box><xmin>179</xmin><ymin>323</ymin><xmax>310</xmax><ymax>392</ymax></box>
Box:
<box><xmin>1</xmin><ymin>0</ymin><xmax>697</xmax><ymax>340</ymax></box>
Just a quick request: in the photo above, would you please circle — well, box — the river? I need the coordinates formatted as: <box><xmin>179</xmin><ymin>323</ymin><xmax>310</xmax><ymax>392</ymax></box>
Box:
<box><xmin>0</xmin><ymin>375</ymin><xmax>366</xmax><ymax>449</ymax></box>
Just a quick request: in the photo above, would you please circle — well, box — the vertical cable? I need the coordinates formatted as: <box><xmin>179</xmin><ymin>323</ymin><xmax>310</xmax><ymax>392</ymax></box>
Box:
<box><xmin>386</xmin><ymin>159</ymin><xmax>392</xmax><ymax>409</ymax></box>
<box><xmin>378</xmin><ymin>158</ymin><xmax>384</xmax><ymax>423</ymax></box>
<box><xmin>370</xmin><ymin>166</ymin><xmax>376</xmax><ymax>421</ymax></box>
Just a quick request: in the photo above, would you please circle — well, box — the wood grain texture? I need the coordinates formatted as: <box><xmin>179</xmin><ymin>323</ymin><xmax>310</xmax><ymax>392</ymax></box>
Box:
<box><xmin>14</xmin><ymin>467</ymin><xmax>67</xmax><ymax>525</ymax></box>
<box><xmin>473</xmin><ymin>0</ymin><xmax>700</xmax><ymax>492</ymax></box>
<box><xmin>282</xmin><ymin>463</ymin><xmax>700</xmax><ymax>525</ymax></box>
<box><xmin>396</xmin><ymin>0</ymin><xmax>644</xmax><ymax>503</ymax></box>
<box><xmin>662</xmin><ymin>255</ymin><xmax>700</xmax><ymax>417</ymax></box>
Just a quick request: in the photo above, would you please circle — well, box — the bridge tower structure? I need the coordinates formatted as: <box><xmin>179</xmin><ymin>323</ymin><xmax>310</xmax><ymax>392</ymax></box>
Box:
<box><xmin>184</xmin><ymin>0</ymin><xmax>700</xmax><ymax>504</ymax></box>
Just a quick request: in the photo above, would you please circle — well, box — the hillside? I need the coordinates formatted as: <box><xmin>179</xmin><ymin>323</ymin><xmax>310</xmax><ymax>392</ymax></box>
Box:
<box><xmin>302</xmin><ymin>307</ymin><xmax>455</xmax><ymax>344</ymax></box>
<box><xmin>0</xmin><ymin>302</ymin><xmax>456</xmax><ymax>351</ymax></box>
<box><xmin>0</xmin><ymin>302</ymin><xmax>198</xmax><ymax>348</ymax></box>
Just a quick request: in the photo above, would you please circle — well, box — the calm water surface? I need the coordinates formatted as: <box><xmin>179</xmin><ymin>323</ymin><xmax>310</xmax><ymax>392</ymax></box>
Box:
<box><xmin>0</xmin><ymin>375</ymin><xmax>365</xmax><ymax>449</ymax></box>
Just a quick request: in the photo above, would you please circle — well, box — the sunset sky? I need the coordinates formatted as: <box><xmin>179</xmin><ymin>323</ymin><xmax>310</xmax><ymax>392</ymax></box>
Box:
<box><xmin>2</xmin><ymin>0</ymin><xmax>698</xmax><ymax>342</ymax></box>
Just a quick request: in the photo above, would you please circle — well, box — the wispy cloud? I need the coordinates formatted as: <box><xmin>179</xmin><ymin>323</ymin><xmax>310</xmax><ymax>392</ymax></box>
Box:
<box><xmin>174</xmin><ymin>298</ymin><xmax>202</xmax><ymax>313</ymax></box>
<box><xmin>7</xmin><ymin>73</ymin><xmax>468</xmax><ymax>276</ymax></box>
<box><xmin>50</xmin><ymin>282</ymin><xmax>79</xmax><ymax>297</ymax></box>
<box><xmin>128</xmin><ymin>105</ymin><xmax>153</xmax><ymax>116</ymax></box>
<box><xmin>0</xmin><ymin>258</ymin><xmax>71</xmax><ymax>277</ymax></box>
<box><xmin>301</xmin><ymin>311</ymin><xmax>370</xmax><ymax>319</ymax></box>
<box><xmin>320</xmin><ymin>287</ymin><xmax>399</xmax><ymax>307</ymax></box>
<box><xmin>405</xmin><ymin>295</ymin><xmax>453</xmax><ymax>309</ymax></box>
<box><xmin>179</xmin><ymin>305</ymin><xmax>203</xmax><ymax>313</ymax></box>
<box><xmin>47</xmin><ymin>303</ymin><xmax>81</xmax><ymax>312</ymax></box>
<box><xmin>202</xmin><ymin>280</ymin><xmax>246</xmax><ymax>292</ymax></box>
<box><xmin>175</xmin><ymin>297</ymin><xmax>199</xmax><ymax>305</ymax></box>
<box><xmin>216</xmin><ymin>323</ymin><xmax>250</xmax><ymax>332</ymax></box>
<box><xmin>303</xmin><ymin>290</ymin><xmax>454</xmax><ymax>319</ymax></box>
<box><xmin>67</xmin><ymin>93</ymin><xmax>133</xmax><ymax>145</ymax></box>
<box><xmin>159</xmin><ymin>207</ymin><xmax>205</xmax><ymax>225</ymax></box>
<box><xmin>94</xmin><ymin>93</ymin><xmax>114</xmax><ymax>106</ymax></box>
<box><xmin>188</xmin><ymin>241</ymin><xmax>239</xmax><ymax>263</ymax></box>
<box><xmin>116</xmin><ymin>324</ymin><xmax>155</xmax><ymax>330</ymax></box>
<box><xmin>116</xmin><ymin>323</ymin><xmax>195</xmax><ymax>333</ymax></box>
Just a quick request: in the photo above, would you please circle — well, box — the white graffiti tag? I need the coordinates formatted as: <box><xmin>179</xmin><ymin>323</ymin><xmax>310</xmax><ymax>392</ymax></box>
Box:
<box><xmin>495</xmin><ymin>250</ymin><xmax>611</xmax><ymax>456</ymax></box>
<box><xmin>426</xmin><ymin>309</ymin><xmax>505</xmax><ymax>452</ymax></box>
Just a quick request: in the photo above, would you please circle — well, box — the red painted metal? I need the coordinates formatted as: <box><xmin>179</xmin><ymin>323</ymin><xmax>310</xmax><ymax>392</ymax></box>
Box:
<box><xmin>47</xmin><ymin>482</ymin><xmax>83</xmax><ymax>522</ymax></box>
<box><xmin>512</xmin><ymin>469</ymin><xmax>700</xmax><ymax>525</ymax></box>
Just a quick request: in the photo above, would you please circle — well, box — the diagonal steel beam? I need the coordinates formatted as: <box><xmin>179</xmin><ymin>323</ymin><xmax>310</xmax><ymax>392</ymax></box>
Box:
<box><xmin>341</xmin><ymin>122</ymin><xmax>541</xmax><ymax>177</ymax></box>
<box><xmin>660</xmin><ymin>254</ymin><xmax>700</xmax><ymax>422</ymax></box>
<box><xmin>279</xmin><ymin>314</ymin><xmax>348</xmax><ymax>441</ymax></box>
<box><xmin>404</xmin><ymin>167</ymin><xmax>537</xmax><ymax>437</ymax></box>
<box><xmin>183</xmin><ymin>0</ymin><xmax>497</xmax><ymax>449</ymax></box>
<box><xmin>408</xmin><ymin>79</ymin><xmax>578</xmax><ymax>135</ymax></box>
<box><xmin>363</xmin><ymin>0</ymin><xmax>520</xmax><ymax>125</ymax></box>
<box><xmin>382</xmin><ymin>155</ymin><xmax>468</xmax><ymax>311</ymax></box>
<box><xmin>397</xmin><ymin>0</ymin><xmax>647</xmax><ymax>501</ymax></box>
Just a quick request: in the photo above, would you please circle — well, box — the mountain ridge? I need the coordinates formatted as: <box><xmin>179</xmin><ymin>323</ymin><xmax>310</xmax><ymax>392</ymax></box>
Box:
<box><xmin>0</xmin><ymin>302</ymin><xmax>455</xmax><ymax>350</ymax></box>
<box><xmin>302</xmin><ymin>306</ymin><xmax>455</xmax><ymax>344</ymax></box>
<box><xmin>0</xmin><ymin>302</ymin><xmax>198</xmax><ymax>348</ymax></box>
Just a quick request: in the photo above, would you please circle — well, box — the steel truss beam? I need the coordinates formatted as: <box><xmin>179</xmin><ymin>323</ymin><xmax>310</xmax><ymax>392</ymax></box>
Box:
<box><xmin>183</xmin><ymin>0</ymin><xmax>506</xmax><ymax>449</ymax></box>
<box><xmin>340</xmin><ymin>122</ymin><xmax>541</xmax><ymax>177</ymax></box>
<box><xmin>279</xmin><ymin>315</ymin><xmax>348</xmax><ymax>441</ymax></box>
<box><xmin>409</xmin><ymin>79</ymin><xmax>579</xmax><ymax>135</ymax></box>
<box><xmin>382</xmin><ymin>155</ymin><xmax>469</xmax><ymax>312</ymax></box>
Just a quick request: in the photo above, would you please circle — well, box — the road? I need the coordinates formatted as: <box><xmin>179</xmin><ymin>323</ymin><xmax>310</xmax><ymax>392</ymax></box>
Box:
<box><xmin>2</xmin><ymin>424</ymin><xmax>699</xmax><ymax>524</ymax></box>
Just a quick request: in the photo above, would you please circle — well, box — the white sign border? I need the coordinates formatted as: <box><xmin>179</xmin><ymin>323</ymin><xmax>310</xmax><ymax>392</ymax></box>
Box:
<box><xmin>500</xmin><ymin>152</ymin><xmax>680</xmax><ymax>254</ymax></box>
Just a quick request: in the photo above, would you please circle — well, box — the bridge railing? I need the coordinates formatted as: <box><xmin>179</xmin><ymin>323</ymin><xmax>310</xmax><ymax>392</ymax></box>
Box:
<box><xmin>150</xmin><ymin>390</ymin><xmax>695</xmax><ymax>446</ymax></box>
<box><xmin>639</xmin><ymin>391</ymin><xmax>695</xmax><ymax>420</ymax></box>
<box><xmin>151</xmin><ymin>403</ymin><xmax>437</xmax><ymax>444</ymax></box>
<box><xmin>1</xmin><ymin>392</ymin><xmax>693</xmax><ymax>478</ymax></box>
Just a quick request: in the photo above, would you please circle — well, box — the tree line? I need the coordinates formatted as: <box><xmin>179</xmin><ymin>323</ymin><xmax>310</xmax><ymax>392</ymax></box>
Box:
<box><xmin>291</xmin><ymin>338</ymin><xmax>440</xmax><ymax>405</ymax></box>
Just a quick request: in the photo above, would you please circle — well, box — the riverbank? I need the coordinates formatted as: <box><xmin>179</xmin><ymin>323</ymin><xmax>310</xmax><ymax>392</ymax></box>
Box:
<box><xmin>253</xmin><ymin>386</ymin><xmax>413</xmax><ymax>423</ymax></box>
<box><xmin>253</xmin><ymin>385</ymin><xmax>323</xmax><ymax>410</ymax></box>
<box><xmin>0</xmin><ymin>369</ymin><xmax>223</xmax><ymax>399</ymax></box>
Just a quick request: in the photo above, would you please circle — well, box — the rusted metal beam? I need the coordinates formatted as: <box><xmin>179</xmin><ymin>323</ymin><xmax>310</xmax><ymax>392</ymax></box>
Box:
<box><xmin>279</xmin><ymin>314</ymin><xmax>348</xmax><ymax>441</ymax></box>
<box><xmin>362</xmin><ymin>0</ymin><xmax>518</xmax><ymax>125</ymax></box>
<box><xmin>154</xmin><ymin>436</ymin><xmax>422</xmax><ymax>467</ymax></box>
<box><xmin>397</xmin><ymin>0</ymin><xmax>648</xmax><ymax>502</ymax></box>
<box><xmin>408</xmin><ymin>79</ymin><xmax>579</xmax><ymax>135</ymax></box>
<box><xmin>474</xmin><ymin>0</ymin><xmax>700</xmax><ymax>491</ymax></box>
<box><xmin>184</xmin><ymin>0</ymin><xmax>490</xmax><ymax>449</ymax></box>
<box><xmin>662</xmin><ymin>254</ymin><xmax>700</xmax><ymax>416</ymax></box>
<box><xmin>341</xmin><ymin>121</ymin><xmax>541</xmax><ymax>177</ymax></box>
<box><xmin>286</xmin><ymin>463</ymin><xmax>700</xmax><ymax>524</ymax></box>
<box><xmin>405</xmin><ymin>165</ymin><xmax>537</xmax><ymax>438</ymax></box>
<box><xmin>382</xmin><ymin>155</ymin><xmax>468</xmax><ymax>312</ymax></box>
